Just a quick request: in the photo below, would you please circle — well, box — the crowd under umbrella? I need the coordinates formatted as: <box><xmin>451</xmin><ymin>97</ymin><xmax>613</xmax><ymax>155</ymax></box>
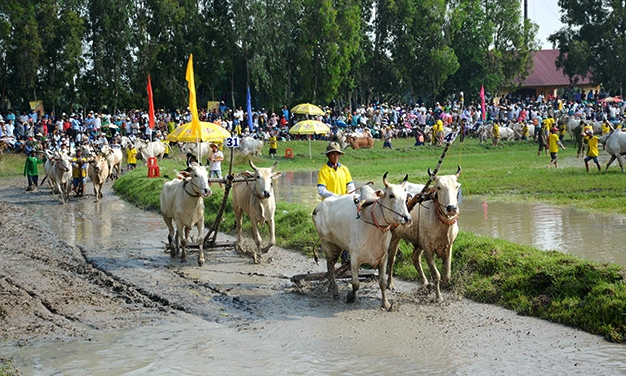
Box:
<box><xmin>167</xmin><ymin>121</ymin><xmax>231</xmax><ymax>161</ymax></box>
<box><xmin>288</xmin><ymin>119</ymin><xmax>331</xmax><ymax>158</ymax></box>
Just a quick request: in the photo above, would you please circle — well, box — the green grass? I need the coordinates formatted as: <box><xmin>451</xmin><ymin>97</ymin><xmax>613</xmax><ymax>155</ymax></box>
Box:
<box><xmin>3</xmin><ymin>137</ymin><xmax>626</xmax><ymax>342</ymax></box>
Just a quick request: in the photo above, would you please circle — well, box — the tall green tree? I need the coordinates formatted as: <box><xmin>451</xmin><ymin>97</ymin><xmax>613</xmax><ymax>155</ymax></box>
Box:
<box><xmin>445</xmin><ymin>0</ymin><xmax>538</xmax><ymax>103</ymax></box>
<box><xmin>38</xmin><ymin>1</ymin><xmax>85</xmax><ymax>113</ymax></box>
<box><xmin>295</xmin><ymin>0</ymin><xmax>344</xmax><ymax>103</ymax></box>
<box><xmin>0</xmin><ymin>0</ymin><xmax>43</xmax><ymax>110</ymax></box>
<box><xmin>550</xmin><ymin>0</ymin><xmax>626</xmax><ymax>95</ymax></box>
<box><xmin>391</xmin><ymin>0</ymin><xmax>458</xmax><ymax>104</ymax></box>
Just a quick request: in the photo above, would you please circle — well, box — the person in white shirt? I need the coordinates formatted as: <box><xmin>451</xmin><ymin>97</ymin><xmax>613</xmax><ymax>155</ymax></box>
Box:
<box><xmin>208</xmin><ymin>143</ymin><xmax>224</xmax><ymax>188</ymax></box>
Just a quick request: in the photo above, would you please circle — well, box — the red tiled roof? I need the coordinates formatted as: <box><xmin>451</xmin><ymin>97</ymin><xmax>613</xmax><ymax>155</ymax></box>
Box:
<box><xmin>522</xmin><ymin>49</ymin><xmax>594</xmax><ymax>87</ymax></box>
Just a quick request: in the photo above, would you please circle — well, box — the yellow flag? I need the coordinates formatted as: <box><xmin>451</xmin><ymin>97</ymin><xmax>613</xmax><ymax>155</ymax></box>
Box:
<box><xmin>185</xmin><ymin>54</ymin><xmax>200</xmax><ymax>138</ymax></box>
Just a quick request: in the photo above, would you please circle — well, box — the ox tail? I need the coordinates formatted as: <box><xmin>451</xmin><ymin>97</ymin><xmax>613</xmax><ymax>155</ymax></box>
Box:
<box><xmin>311</xmin><ymin>239</ymin><xmax>320</xmax><ymax>265</ymax></box>
<box><xmin>39</xmin><ymin>175</ymin><xmax>47</xmax><ymax>186</ymax></box>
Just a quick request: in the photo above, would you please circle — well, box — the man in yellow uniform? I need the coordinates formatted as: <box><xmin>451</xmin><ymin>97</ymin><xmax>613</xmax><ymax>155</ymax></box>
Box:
<box><xmin>583</xmin><ymin>129</ymin><xmax>601</xmax><ymax>172</ymax></box>
<box><xmin>547</xmin><ymin>127</ymin><xmax>566</xmax><ymax>168</ymax></box>
<box><xmin>126</xmin><ymin>144</ymin><xmax>138</xmax><ymax>171</ymax></box>
<box><xmin>317</xmin><ymin>142</ymin><xmax>355</xmax><ymax>199</ymax></box>
<box><xmin>71</xmin><ymin>148</ymin><xmax>88</xmax><ymax>196</ymax></box>
<box><xmin>317</xmin><ymin>142</ymin><xmax>355</xmax><ymax>265</ymax></box>
<box><xmin>492</xmin><ymin>122</ymin><xmax>500</xmax><ymax>146</ymax></box>
<box><xmin>602</xmin><ymin>121</ymin><xmax>612</xmax><ymax>135</ymax></box>
<box><xmin>268</xmin><ymin>132</ymin><xmax>278</xmax><ymax>158</ymax></box>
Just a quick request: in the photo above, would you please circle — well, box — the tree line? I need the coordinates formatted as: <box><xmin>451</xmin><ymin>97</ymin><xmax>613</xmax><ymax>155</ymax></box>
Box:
<box><xmin>1</xmin><ymin>0</ymin><xmax>542</xmax><ymax>115</ymax></box>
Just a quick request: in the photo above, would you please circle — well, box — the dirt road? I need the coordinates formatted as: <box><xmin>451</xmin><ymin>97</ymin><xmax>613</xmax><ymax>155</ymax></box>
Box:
<box><xmin>1</xmin><ymin>177</ymin><xmax>624</xmax><ymax>374</ymax></box>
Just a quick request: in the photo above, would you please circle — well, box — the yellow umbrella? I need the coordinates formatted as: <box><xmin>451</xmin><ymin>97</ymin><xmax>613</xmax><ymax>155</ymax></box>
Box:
<box><xmin>167</xmin><ymin>121</ymin><xmax>231</xmax><ymax>143</ymax></box>
<box><xmin>291</xmin><ymin>103</ymin><xmax>325</xmax><ymax>116</ymax></box>
<box><xmin>289</xmin><ymin>119</ymin><xmax>331</xmax><ymax>135</ymax></box>
<box><xmin>289</xmin><ymin>120</ymin><xmax>331</xmax><ymax>158</ymax></box>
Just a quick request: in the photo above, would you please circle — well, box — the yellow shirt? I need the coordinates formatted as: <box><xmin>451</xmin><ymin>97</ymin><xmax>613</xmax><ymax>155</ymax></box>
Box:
<box><xmin>72</xmin><ymin>157</ymin><xmax>88</xmax><ymax>178</ymax></box>
<box><xmin>587</xmin><ymin>136</ymin><xmax>599</xmax><ymax>157</ymax></box>
<box><xmin>161</xmin><ymin>140</ymin><xmax>170</xmax><ymax>154</ymax></box>
<box><xmin>602</xmin><ymin>123</ymin><xmax>611</xmax><ymax>135</ymax></box>
<box><xmin>317</xmin><ymin>163</ymin><xmax>353</xmax><ymax>198</ymax></box>
<box><xmin>127</xmin><ymin>148</ymin><xmax>137</xmax><ymax>164</ymax></box>
<box><xmin>492</xmin><ymin>124</ymin><xmax>500</xmax><ymax>138</ymax></box>
<box><xmin>269</xmin><ymin>136</ymin><xmax>278</xmax><ymax>149</ymax></box>
<box><xmin>548</xmin><ymin>133</ymin><xmax>560</xmax><ymax>153</ymax></box>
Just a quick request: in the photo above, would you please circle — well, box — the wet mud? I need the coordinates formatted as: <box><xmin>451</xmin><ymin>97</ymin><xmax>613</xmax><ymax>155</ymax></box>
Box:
<box><xmin>0</xmin><ymin>177</ymin><xmax>624</xmax><ymax>374</ymax></box>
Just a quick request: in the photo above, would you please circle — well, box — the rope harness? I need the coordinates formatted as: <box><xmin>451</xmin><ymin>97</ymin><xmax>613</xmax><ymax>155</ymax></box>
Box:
<box><xmin>433</xmin><ymin>193</ymin><xmax>460</xmax><ymax>226</ymax></box>
<box><xmin>183</xmin><ymin>178</ymin><xmax>203</xmax><ymax>197</ymax></box>
<box><xmin>241</xmin><ymin>177</ymin><xmax>269</xmax><ymax>200</ymax></box>
<box><xmin>358</xmin><ymin>199</ymin><xmax>403</xmax><ymax>232</ymax></box>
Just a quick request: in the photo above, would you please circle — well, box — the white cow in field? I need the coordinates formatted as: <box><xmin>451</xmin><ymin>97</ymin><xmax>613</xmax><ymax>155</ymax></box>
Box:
<box><xmin>87</xmin><ymin>154</ymin><xmax>110</xmax><ymax>202</ymax></box>
<box><xmin>232</xmin><ymin>160</ymin><xmax>282</xmax><ymax>263</ymax></box>
<box><xmin>312</xmin><ymin>173</ymin><xmax>412</xmax><ymax>310</ymax></box>
<box><xmin>498</xmin><ymin>126</ymin><xmax>515</xmax><ymax>141</ymax></box>
<box><xmin>42</xmin><ymin>150</ymin><xmax>59</xmax><ymax>193</ymax></box>
<box><xmin>387</xmin><ymin>167</ymin><xmax>461</xmax><ymax>302</ymax></box>
<box><xmin>54</xmin><ymin>153</ymin><xmax>73</xmax><ymax>204</ymax></box>
<box><xmin>599</xmin><ymin>130</ymin><xmax>626</xmax><ymax>173</ymax></box>
<box><xmin>136</xmin><ymin>139</ymin><xmax>166</xmax><ymax>163</ymax></box>
<box><xmin>160</xmin><ymin>163</ymin><xmax>212</xmax><ymax>266</ymax></box>
<box><xmin>181</xmin><ymin>143</ymin><xmax>214</xmax><ymax>162</ymax></box>
<box><xmin>238</xmin><ymin>136</ymin><xmax>264</xmax><ymax>156</ymax></box>
<box><xmin>100</xmin><ymin>145</ymin><xmax>123</xmax><ymax>180</ymax></box>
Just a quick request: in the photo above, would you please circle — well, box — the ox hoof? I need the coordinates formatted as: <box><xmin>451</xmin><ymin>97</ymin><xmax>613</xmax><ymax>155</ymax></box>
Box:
<box><xmin>346</xmin><ymin>291</ymin><xmax>356</xmax><ymax>304</ymax></box>
<box><xmin>253</xmin><ymin>254</ymin><xmax>261</xmax><ymax>264</ymax></box>
<box><xmin>381</xmin><ymin>301</ymin><xmax>392</xmax><ymax>311</ymax></box>
<box><xmin>198</xmin><ymin>258</ymin><xmax>204</xmax><ymax>267</ymax></box>
<box><xmin>169</xmin><ymin>248</ymin><xmax>177</xmax><ymax>259</ymax></box>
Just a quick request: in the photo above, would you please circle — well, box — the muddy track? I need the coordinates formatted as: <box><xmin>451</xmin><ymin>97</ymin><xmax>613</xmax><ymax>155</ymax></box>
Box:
<box><xmin>2</xmin><ymin>176</ymin><xmax>625</xmax><ymax>374</ymax></box>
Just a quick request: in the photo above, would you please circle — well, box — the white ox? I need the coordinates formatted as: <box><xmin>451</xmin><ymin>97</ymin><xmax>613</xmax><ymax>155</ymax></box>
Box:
<box><xmin>87</xmin><ymin>154</ymin><xmax>110</xmax><ymax>202</ymax></box>
<box><xmin>599</xmin><ymin>130</ymin><xmax>626</xmax><ymax>173</ymax></box>
<box><xmin>181</xmin><ymin>143</ymin><xmax>214</xmax><ymax>161</ymax></box>
<box><xmin>54</xmin><ymin>153</ymin><xmax>72</xmax><ymax>204</ymax></box>
<box><xmin>238</xmin><ymin>136</ymin><xmax>264</xmax><ymax>156</ymax></box>
<box><xmin>232</xmin><ymin>160</ymin><xmax>282</xmax><ymax>263</ymax></box>
<box><xmin>136</xmin><ymin>139</ymin><xmax>166</xmax><ymax>163</ymax></box>
<box><xmin>160</xmin><ymin>163</ymin><xmax>212</xmax><ymax>266</ymax></box>
<box><xmin>387</xmin><ymin>168</ymin><xmax>461</xmax><ymax>302</ymax></box>
<box><xmin>42</xmin><ymin>150</ymin><xmax>59</xmax><ymax>193</ymax></box>
<box><xmin>312</xmin><ymin>173</ymin><xmax>412</xmax><ymax>310</ymax></box>
<box><xmin>100</xmin><ymin>145</ymin><xmax>123</xmax><ymax>180</ymax></box>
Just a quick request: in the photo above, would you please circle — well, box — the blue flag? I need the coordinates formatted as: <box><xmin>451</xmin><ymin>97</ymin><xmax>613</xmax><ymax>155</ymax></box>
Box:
<box><xmin>246</xmin><ymin>86</ymin><xmax>253</xmax><ymax>131</ymax></box>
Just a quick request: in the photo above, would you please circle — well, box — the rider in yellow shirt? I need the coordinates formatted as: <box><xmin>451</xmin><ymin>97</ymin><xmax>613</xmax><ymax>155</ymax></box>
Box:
<box><xmin>602</xmin><ymin>121</ymin><xmax>612</xmax><ymax>135</ymax></box>
<box><xmin>547</xmin><ymin>127</ymin><xmax>566</xmax><ymax>169</ymax></box>
<box><xmin>317</xmin><ymin>142</ymin><xmax>354</xmax><ymax>199</ymax></box>
<box><xmin>583</xmin><ymin>130</ymin><xmax>601</xmax><ymax>172</ymax></box>
<box><xmin>126</xmin><ymin>145</ymin><xmax>138</xmax><ymax>171</ymax></box>
<box><xmin>492</xmin><ymin>122</ymin><xmax>500</xmax><ymax>146</ymax></box>
<box><xmin>268</xmin><ymin>133</ymin><xmax>278</xmax><ymax>158</ymax></box>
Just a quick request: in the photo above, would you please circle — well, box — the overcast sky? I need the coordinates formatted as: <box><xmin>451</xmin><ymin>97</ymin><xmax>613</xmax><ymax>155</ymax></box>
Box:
<box><xmin>527</xmin><ymin>0</ymin><xmax>565</xmax><ymax>49</ymax></box>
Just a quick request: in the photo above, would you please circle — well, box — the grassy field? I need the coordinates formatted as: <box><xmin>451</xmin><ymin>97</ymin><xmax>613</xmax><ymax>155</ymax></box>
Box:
<box><xmin>2</xmin><ymin>136</ymin><xmax>625</xmax><ymax>342</ymax></box>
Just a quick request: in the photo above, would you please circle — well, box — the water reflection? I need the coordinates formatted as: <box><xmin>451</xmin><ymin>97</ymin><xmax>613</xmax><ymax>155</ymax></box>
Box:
<box><xmin>274</xmin><ymin>171</ymin><xmax>626</xmax><ymax>266</ymax></box>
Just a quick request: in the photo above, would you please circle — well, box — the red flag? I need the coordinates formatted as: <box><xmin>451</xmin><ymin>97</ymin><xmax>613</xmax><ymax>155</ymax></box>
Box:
<box><xmin>480</xmin><ymin>85</ymin><xmax>486</xmax><ymax>121</ymax></box>
<box><xmin>147</xmin><ymin>75</ymin><xmax>155</xmax><ymax>129</ymax></box>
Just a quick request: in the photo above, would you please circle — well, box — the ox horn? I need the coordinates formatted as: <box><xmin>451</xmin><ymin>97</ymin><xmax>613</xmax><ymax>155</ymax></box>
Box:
<box><xmin>270</xmin><ymin>161</ymin><xmax>278</xmax><ymax>170</ymax></box>
<box><xmin>382</xmin><ymin>171</ymin><xmax>389</xmax><ymax>187</ymax></box>
<box><xmin>455</xmin><ymin>165</ymin><xmax>462</xmax><ymax>178</ymax></box>
<box><xmin>427</xmin><ymin>167</ymin><xmax>434</xmax><ymax>178</ymax></box>
<box><xmin>249</xmin><ymin>159</ymin><xmax>258</xmax><ymax>171</ymax></box>
<box><xmin>402</xmin><ymin>174</ymin><xmax>408</xmax><ymax>184</ymax></box>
